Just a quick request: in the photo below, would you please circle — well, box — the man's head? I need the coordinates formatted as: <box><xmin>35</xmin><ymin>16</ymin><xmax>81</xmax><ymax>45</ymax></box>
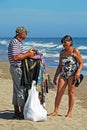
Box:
<box><xmin>16</xmin><ymin>26</ymin><xmax>28</xmax><ymax>35</ymax></box>
<box><xmin>15</xmin><ymin>26</ymin><xmax>29</xmax><ymax>40</ymax></box>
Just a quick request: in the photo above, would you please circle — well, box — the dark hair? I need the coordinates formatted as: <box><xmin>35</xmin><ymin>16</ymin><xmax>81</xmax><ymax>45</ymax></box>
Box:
<box><xmin>61</xmin><ymin>35</ymin><xmax>73</xmax><ymax>44</ymax></box>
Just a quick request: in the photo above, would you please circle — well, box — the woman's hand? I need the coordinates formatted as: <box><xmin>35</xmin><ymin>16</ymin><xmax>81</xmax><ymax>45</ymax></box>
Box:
<box><xmin>75</xmin><ymin>71</ymin><xmax>80</xmax><ymax>80</ymax></box>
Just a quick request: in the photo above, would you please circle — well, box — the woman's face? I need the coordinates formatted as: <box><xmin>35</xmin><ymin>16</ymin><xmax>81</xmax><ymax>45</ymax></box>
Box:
<box><xmin>62</xmin><ymin>41</ymin><xmax>72</xmax><ymax>50</ymax></box>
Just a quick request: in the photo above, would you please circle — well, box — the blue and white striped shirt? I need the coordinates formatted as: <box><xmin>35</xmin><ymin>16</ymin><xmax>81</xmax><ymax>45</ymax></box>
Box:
<box><xmin>8</xmin><ymin>38</ymin><xmax>25</xmax><ymax>67</ymax></box>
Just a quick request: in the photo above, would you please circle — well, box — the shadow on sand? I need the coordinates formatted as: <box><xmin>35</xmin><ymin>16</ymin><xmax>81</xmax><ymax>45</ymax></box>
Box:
<box><xmin>0</xmin><ymin>110</ymin><xmax>14</xmax><ymax>119</ymax></box>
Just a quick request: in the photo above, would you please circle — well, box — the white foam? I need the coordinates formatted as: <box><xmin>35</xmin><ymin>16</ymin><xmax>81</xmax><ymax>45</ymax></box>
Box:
<box><xmin>24</xmin><ymin>41</ymin><xmax>57</xmax><ymax>48</ymax></box>
<box><xmin>78</xmin><ymin>46</ymin><xmax>87</xmax><ymax>50</ymax></box>
<box><xmin>0</xmin><ymin>40</ymin><xmax>8</xmax><ymax>45</ymax></box>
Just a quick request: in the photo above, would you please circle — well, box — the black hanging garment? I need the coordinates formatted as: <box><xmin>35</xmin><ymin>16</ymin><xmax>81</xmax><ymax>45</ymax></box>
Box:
<box><xmin>21</xmin><ymin>58</ymin><xmax>40</xmax><ymax>101</ymax></box>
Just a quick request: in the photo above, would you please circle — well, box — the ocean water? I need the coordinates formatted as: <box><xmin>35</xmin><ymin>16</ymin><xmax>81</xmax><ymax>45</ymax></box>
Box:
<box><xmin>0</xmin><ymin>37</ymin><xmax>87</xmax><ymax>76</ymax></box>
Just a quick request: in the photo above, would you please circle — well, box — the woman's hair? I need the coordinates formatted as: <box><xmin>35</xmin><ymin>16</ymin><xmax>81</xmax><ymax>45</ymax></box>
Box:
<box><xmin>61</xmin><ymin>35</ymin><xmax>73</xmax><ymax>45</ymax></box>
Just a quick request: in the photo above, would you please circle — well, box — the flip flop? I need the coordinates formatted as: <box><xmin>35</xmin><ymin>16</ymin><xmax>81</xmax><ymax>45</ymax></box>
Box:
<box><xmin>74</xmin><ymin>74</ymin><xmax>84</xmax><ymax>87</ymax></box>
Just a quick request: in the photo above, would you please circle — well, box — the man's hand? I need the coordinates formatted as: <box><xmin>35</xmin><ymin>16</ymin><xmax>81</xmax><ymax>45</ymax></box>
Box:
<box><xmin>27</xmin><ymin>48</ymin><xmax>36</xmax><ymax>58</ymax></box>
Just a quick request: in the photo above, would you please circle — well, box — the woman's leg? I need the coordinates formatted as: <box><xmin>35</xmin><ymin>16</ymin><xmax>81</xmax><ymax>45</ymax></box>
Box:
<box><xmin>48</xmin><ymin>76</ymin><xmax>67</xmax><ymax>116</ymax></box>
<box><xmin>66</xmin><ymin>76</ymin><xmax>75</xmax><ymax>117</ymax></box>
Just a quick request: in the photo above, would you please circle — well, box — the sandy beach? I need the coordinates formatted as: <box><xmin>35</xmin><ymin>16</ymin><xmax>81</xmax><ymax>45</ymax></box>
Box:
<box><xmin>0</xmin><ymin>59</ymin><xmax>87</xmax><ymax>130</ymax></box>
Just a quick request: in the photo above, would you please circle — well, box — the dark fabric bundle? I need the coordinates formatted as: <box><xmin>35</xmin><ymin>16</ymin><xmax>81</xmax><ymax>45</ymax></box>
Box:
<box><xmin>21</xmin><ymin>58</ymin><xmax>40</xmax><ymax>89</ymax></box>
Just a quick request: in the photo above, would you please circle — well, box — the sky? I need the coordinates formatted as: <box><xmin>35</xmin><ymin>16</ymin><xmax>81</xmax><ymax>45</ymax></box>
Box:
<box><xmin>0</xmin><ymin>0</ymin><xmax>87</xmax><ymax>38</ymax></box>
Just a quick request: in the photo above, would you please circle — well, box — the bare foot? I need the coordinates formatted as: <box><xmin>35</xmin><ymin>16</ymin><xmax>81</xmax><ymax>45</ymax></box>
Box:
<box><xmin>48</xmin><ymin>111</ymin><xmax>58</xmax><ymax>116</ymax></box>
<box><xmin>65</xmin><ymin>113</ymin><xmax>72</xmax><ymax>118</ymax></box>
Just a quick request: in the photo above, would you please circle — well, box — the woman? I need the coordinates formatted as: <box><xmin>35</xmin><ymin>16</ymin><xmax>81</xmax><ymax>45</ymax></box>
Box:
<box><xmin>48</xmin><ymin>35</ymin><xmax>83</xmax><ymax>117</ymax></box>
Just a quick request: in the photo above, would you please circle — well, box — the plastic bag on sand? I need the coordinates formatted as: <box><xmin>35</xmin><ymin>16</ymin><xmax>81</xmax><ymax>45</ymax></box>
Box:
<box><xmin>23</xmin><ymin>80</ymin><xmax>47</xmax><ymax>121</ymax></box>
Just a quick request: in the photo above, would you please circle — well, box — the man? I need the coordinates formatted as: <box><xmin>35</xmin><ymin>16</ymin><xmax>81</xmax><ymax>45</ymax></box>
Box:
<box><xmin>8</xmin><ymin>26</ymin><xmax>35</xmax><ymax>119</ymax></box>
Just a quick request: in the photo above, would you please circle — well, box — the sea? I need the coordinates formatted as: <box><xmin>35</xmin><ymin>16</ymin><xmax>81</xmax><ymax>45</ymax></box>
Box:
<box><xmin>0</xmin><ymin>37</ymin><xmax>87</xmax><ymax>76</ymax></box>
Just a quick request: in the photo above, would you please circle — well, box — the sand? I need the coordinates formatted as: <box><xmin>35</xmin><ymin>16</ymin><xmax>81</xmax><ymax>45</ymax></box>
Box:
<box><xmin>0</xmin><ymin>59</ymin><xmax>87</xmax><ymax>130</ymax></box>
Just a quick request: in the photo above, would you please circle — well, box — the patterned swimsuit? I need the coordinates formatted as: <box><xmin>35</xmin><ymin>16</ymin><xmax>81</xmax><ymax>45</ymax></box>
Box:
<box><xmin>60</xmin><ymin>49</ymin><xmax>78</xmax><ymax>79</ymax></box>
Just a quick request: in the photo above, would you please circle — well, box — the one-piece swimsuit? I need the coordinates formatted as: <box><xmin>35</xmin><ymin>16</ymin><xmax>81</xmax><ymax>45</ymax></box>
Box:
<box><xmin>60</xmin><ymin>49</ymin><xmax>78</xmax><ymax>79</ymax></box>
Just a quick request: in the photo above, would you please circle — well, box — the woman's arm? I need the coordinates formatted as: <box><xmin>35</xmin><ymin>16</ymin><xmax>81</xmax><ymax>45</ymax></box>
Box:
<box><xmin>74</xmin><ymin>48</ymin><xmax>83</xmax><ymax>79</ymax></box>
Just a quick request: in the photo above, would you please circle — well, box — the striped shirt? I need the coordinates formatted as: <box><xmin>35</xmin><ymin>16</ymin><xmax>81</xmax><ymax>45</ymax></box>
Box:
<box><xmin>8</xmin><ymin>38</ymin><xmax>25</xmax><ymax>67</ymax></box>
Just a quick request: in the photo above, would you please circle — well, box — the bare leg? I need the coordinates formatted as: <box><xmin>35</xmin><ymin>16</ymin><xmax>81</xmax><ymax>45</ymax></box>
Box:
<box><xmin>12</xmin><ymin>105</ymin><xmax>20</xmax><ymax>119</ymax></box>
<box><xmin>19</xmin><ymin>106</ymin><xmax>24</xmax><ymax>119</ymax></box>
<box><xmin>48</xmin><ymin>77</ymin><xmax>67</xmax><ymax>116</ymax></box>
<box><xmin>14</xmin><ymin>105</ymin><xmax>20</xmax><ymax>114</ymax></box>
<box><xmin>20</xmin><ymin>106</ymin><xmax>24</xmax><ymax>114</ymax></box>
<box><xmin>66</xmin><ymin>77</ymin><xmax>75</xmax><ymax>117</ymax></box>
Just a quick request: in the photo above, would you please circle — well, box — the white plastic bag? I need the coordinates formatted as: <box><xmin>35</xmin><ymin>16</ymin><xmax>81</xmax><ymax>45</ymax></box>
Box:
<box><xmin>23</xmin><ymin>80</ymin><xmax>47</xmax><ymax>121</ymax></box>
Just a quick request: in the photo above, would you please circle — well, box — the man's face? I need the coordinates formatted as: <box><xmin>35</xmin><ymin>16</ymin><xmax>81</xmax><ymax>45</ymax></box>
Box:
<box><xmin>20</xmin><ymin>32</ymin><xmax>27</xmax><ymax>40</ymax></box>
